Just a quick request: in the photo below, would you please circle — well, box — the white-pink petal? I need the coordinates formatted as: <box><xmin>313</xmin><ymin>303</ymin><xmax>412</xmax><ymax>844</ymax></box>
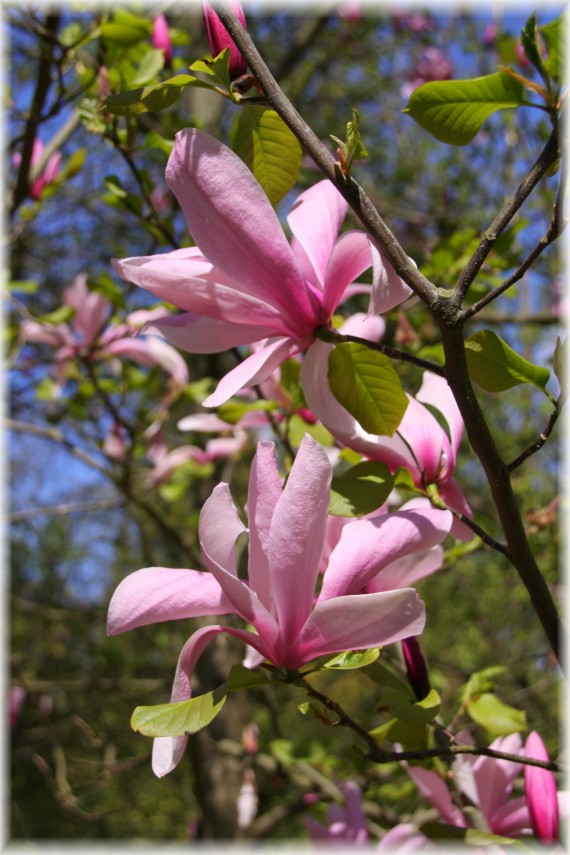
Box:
<box><xmin>246</xmin><ymin>441</ymin><xmax>283</xmax><ymax>615</ymax></box>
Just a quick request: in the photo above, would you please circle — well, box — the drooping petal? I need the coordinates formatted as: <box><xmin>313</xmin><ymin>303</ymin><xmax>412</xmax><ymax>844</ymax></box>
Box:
<box><xmin>301</xmin><ymin>341</ymin><xmax>415</xmax><ymax>470</ymax></box>
<box><xmin>403</xmin><ymin>763</ymin><xmax>468</xmax><ymax>828</ymax></box>
<box><xmin>145</xmin><ymin>313</ymin><xmax>280</xmax><ymax>354</ymax></box>
<box><xmin>396</xmin><ymin>395</ymin><xmax>451</xmax><ymax>484</ymax></box>
<box><xmin>203</xmin><ymin>336</ymin><xmax>306</xmax><ymax>408</ymax></box>
<box><xmin>268</xmin><ymin>435</ymin><xmax>331</xmax><ymax>644</ymax></box>
<box><xmin>291</xmin><ymin>588</ymin><xmax>425</xmax><ymax>669</ymax></box>
<box><xmin>320</xmin><ymin>508</ymin><xmax>452</xmax><ymax>601</ymax></box>
<box><xmin>112</xmin><ymin>251</ymin><xmax>288</xmax><ymax>330</ymax></box>
<box><xmin>64</xmin><ymin>273</ymin><xmax>110</xmax><ymax>344</ymax></box>
<box><xmin>321</xmin><ymin>231</ymin><xmax>375</xmax><ymax>320</ymax></box>
<box><xmin>105</xmin><ymin>336</ymin><xmax>189</xmax><ymax>389</ymax></box>
<box><xmin>287</xmin><ymin>179</ymin><xmax>348</xmax><ymax>290</ymax></box>
<box><xmin>246</xmin><ymin>441</ymin><xmax>283</xmax><ymax>615</ymax></box>
<box><xmin>199</xmin><ymin>484</ymin><xmax>280</xmax><ymax>647</ymax></box>
<box><xmin>107</xmin><ymin>567</ymin><xmax>234</xmax><ymax>635</ymax></box>
<box><xmin>165</xmin><ymin>129</ymin><xmax>317</xmax><ymax>333</ymax></box>
<box><xmin>472</xmin><ymin>733</ymin><xmax>523</xmax><ymax>824</ymax></box>
<box><xmin>152</xmin><ymin>623</ymin><xmax>270</xmax><ymax>777</ymax></box>
<box><xmin>524</xmin><ymin>731</ymin><xmax>559</xmax><ymax>843</ymax></box>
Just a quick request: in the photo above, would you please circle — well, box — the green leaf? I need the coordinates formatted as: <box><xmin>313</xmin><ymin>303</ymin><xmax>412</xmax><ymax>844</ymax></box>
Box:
<box><xmin>38</xmin><ymin>305</ymin><xmax>75</xmax><ymax>325</ymax></box>
<box><xmin>216</xmin><ymin>398</ymin><xmax>275</xmax><ymax>425</ymax></box>
<box><xmin>322</xmin><ymin>648</ymin><xmax>380</xmax><ymax>670</ymax></box>
<box><xmin>104</xmin><ymin>74</ymin><xmax>210</xmax><ymax>116</ymax></box>
<box><xmin>403</xmin><ymin>72</ymin><xmax>525</xmax><ymax>146</ymax></box>
<box><xmin>461</xmin><ymin>666</ymin><xmax>507</xmax><ymax>702</ymax></box>
<box><xmin>131</xmin><ymin>688</ymin><xmax>227</xmax><ymax>737</ymax></box>
<box><xmin>520</xmin><ymin>14</ymin><xmax>546</xmax><ymax>76</ymax></box>
<box><xmin>100</xmin><ymin>11</ymin><xmax>151</xmax><ymax>47</ymax></box>
<box><xmin>330</xmin><ymin>107</ymin><xmax>368</xmax><ymax>173</ymax></box>
<box><xmin>540</xmin><ymin>15</ymin><xmax>565</xmax><ymax>84</ymax></box>
<box><xmin>129</xmin><ymin>49</ymin><xmax>165</xmax><ymax>87</ymax></box>
<box><xmin>370</xmin><ymin>690</ymin><xmax>441</xmax><ymax>747</ymax></box>
<box><xmin>231</xmin><ymin>106</ymin><xmax>302</xmax><ymax>206</ymax></box>
<box><xmin>466</xmin><ymin>692</ymin><xmax>527</xmax><ymax>738</ymax></box>
<box><xmin>225</xmin><ymin>663</ymin><xmax>276</xmax><ymax>691</ymax></box>
<box><xmin>189</xmin><ymin>49</ymin><xmax>232</xmax><ymax>89</ymax></box>
<box><xmin>365</xmin><ymin>661</ymin><xmax>412</xmax><ymax>694</ymax></box>
<box><xmin>328</xmin><ymin>342</ymin><xmax>408</xmax><ymax>436</ymax></box>
<box><xmin>330</xmin><ymin>461</ymin><xmax>394</xmax><ymax>517</ymax></box>
<box><xmin>464</xmin><ymin>329</ymin><xmax>550</xmax><ymax>394</ymax></box>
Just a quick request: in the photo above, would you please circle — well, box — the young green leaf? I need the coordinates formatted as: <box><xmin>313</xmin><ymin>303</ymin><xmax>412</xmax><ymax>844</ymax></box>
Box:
<box><xmin>330</xmin><ymin>460</ymin><xmax>394</xmax><ymax>517</ymax></box>
<box><xmin>466</xmin><ymin>692</ymin><xmax>527</xmax><ymax>738</ymax></box>
<box><xmin>189</xmin><ymin>49</ymin><xmax>232</xmax><ymax>89</ymax></box>
<box><xmin>403</xmin><ymin>72</ymin><xmax>525</xmax><ymax>146</ymax></box>
<box><xmin>520</xmin><ymin>13</ymin><xmax>546</xmax><ymax>76</ymax></box>
<box><xmin>104</xmin><ymin>74</ymin><xmax>213</xmax><ymax>116</ymax></box>
<box><xmin>322</xmin><ymin>648</ymin><xmax>381</xmax><ymax>670</ymax></box>
<box><xmin>464</xmin><ymin>329</ymin><xmax>551</xmax><ymax>394</ymax></box>
<box><xmin>231</xmin><ymin>106</ymin><xmax>302</xmax><ymax>206</ymax></box>
<box><xmin>131</xmin><ymin>688</ymin><xmax>227</xmax><ymax>737</ymax></box>
<box><xmin>328</xmin><ymin>342</ymin><xmax>408</xmax><ymax>436</ymax></box>
<box><xmin>540</xmin><ymin>14</ymin><xmax>565</xmax><ymax>84</ymax></box>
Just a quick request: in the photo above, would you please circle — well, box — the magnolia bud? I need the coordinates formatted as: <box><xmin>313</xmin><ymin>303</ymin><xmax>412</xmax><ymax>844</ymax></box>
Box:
<box><xmin>401</xmin><ymin>636</ymin><xmax>430</xmax><ymax>700</ymax></box>
<box><xmin>202</xmin><ymin>1</ymin><xmax>247</xmax><ymax>79</ymax></box>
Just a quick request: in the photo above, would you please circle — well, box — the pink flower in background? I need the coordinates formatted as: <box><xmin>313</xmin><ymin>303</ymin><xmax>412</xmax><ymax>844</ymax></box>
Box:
<box><xmin>402</xmin><ymin>48</ymin><xmax>453</xmax><ymax>99</ymax></box>
<box><xmin>202</xmin><ymin>0</ymin><xmax>247</xmax><ymax>78</ymax></box>
<box><xmin>524</xmin><ymin>731</ymin><xmax>559</xmax><ymax>843</ymax></box>
<box><xmin>107</xmin><ymin>435</ymin><xmax>450</xmax><ymax>776</ymax></box>
<box><xmin>302</xmin><ymin>359</ymin><xmax>471</xmax><ymax>536</ymax></box>
<box><xmin>306</xmin><ymin>781</ymin><xmax>368</xmax><ymax>844</ymax></box>
<box><xmin>113</xmin><ymin>129</ymin><xmax>411</xmax><ymax>408</ymax></box>
<box><xmin>13</xmin><ymin>138</ymin><xmax>61</xmax><ymax>201</ymax></box>
<box><xmin>9</xmin><ymin>687</ymin><xmax>26</xmax><ymax>728</ymax></box>
<box><xmin>152</xmin><ymin>14</ymin><xmax>172</xmax><ymax>65</ymax></box>
<box><xmin>19</xmin><ymin>273</ymin><xmax>188</xmax><ymax>393</ymax></box>
<box><xmin>403</xmin><ymin>730</ymin><xmax>561</xmax><ymax>841</ymax></box>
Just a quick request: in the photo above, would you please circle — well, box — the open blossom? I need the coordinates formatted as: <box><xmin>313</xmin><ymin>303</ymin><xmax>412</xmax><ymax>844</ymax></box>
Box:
<box><xmin>404</xmin><ymin>730</ymin><xmax>561</xmax><ymax>843</ymax></box>
<box><xmin>19</xmin><ymin>273</ymin><xmax>188</xmax><ymax>392</ymax></box>
<box><xmin>112</xmin><ymin>129</ymin><xmax>411</xmax><ymax>408</ymax></box>
<box><xmin>108</xmin><ymin>435</ymin><xmax>451</xmax><ymax>776</ymax></box>
<box><xmin>202</xmin><ymin>0</ymin><xmax>247</xmax><ymax>78</ymax></box>
<box><xmin>13</xmin><ymin>137</ymin><xmax>61</xmax><ymax>201</ymax></box>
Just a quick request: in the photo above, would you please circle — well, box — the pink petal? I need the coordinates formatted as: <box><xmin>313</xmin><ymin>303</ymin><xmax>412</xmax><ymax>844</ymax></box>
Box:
<box><xmin>105</xmin><ymin>336</ymin><xmax>189</xmax><ymax>388</ymax></box>
<box><xmin>368</xmin><ymin>241</ymin><xmax>413</xmax><ymax>315</ymax></box>
<box><xmin>199</xmin><ymin>484</ymin><xmax>280</xmax><ymax>648</ymax></box>
<box><xmin>107</xmin><ymin>567</ymin><xmax>234</xmax><ymax>635</ymax></box>
<box><xmin>340</xmin><ymin>311</ymin><xmax>386</xmax><ymax>341</ymax></box>
<box><xmin>203</xmin><ymin>336</ymin><xmax>305</xmax><ymax>408</ymax></box>
<box><xmin>439</xmin><ymin>479</ymin><xmax>474</xmax><ymax>541</ymax></box>
<box><xmin>165</xmin><ymin>129</ymin><xmax>317</xmax><ymax>333</ymax></box>
<box><xmin>321</xmin><ymin>231</ymin><xmax>375</xmax><ymax>319</ymax></box>
<box><xmin>19</xmin><ymin>319</ymin><xmax>74</xmax><ymax>348</ymax></box>
<box><xmin>524</xmin><ymin>731</ymin><xmax>559</xmax><ymax>842</ymax></box>
<box><xmin>287</xmin><ymin>179</ymin><xmax>348</xmax><ymax>289</ymax></box>
<box><xmin>490</xmin><ymin>795</ymin><xmax>531</xmax><ymax>837</ymax></box>
<box><xmin>377</xmin><ymin>823</ymin><xmax>434</xmax><ymax>852</ymax></box>
<box><xmin>152</xmin><ymin>622</ymin><xmax>269</xmax><ymax>777</ymax></box>
<box><xmin>404</xmin><ymin>763</ymin><xmax>467</xmax><ymax>827</ymax></box>
<box><xmin>268</xmin><ymin>435</ymin><xmax>331</xmax><ymax>644</ymax></box>
<box><xmin>146</xmin><ymin>313</ymin><xmax>279</xmax><ymax>354</ymax></box>
<box><xmin>416</xmin><ymin>371</ymin><xmax>464</xmax><ymax>457</ymax></box>
<box><xmin>365</xmin><ymin>545</ymin><xmax>445</xmax><ymax>593</ymax></box>
<box><xmin>292</xmin><ymin>588</ymin><xmax>425</xmax><ymax>668</ymax></box>
<box><xmin>112</xmin><ymin>250</ymin><xmax>288</xmax><ymax>330</ymax></box>
<box><xmin>472</xmin><ymin>733</ymin><xmax>523</xmax><ymax>823</ymax></box>
<box><xmin>396</xmin><ymin>395</ymin><xmax>451</xmax><ymax>483</ymax></box>
<box><xmin>246</xmin><ymin>441</ymin><xmax>283</xmax><ymax>615</ymax></box>
<box><xmin>64</xmin><ymin>273</ymin><xmax>110</xmax><ymax>344</ymax></box>
<box><xmin>320</xmin><ymin>508</ymin><xmax>452</xmax><ymax>601</ymax></box>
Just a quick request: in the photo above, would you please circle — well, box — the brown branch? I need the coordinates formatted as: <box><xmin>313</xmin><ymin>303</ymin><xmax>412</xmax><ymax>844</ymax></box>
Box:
<box><xmin>506</xmin><ymin>392</ymin><xmax>566</xmax><ymax>473</ymax></box>
<box><xmin>8</xmin><ymin>498</ymin><xmax>124</xmax><ymax>523</ymax></box>
<box><xmin>317</xmin><ymin>327</ymin><xmax>446</xmax><ymax>376</ymax></box>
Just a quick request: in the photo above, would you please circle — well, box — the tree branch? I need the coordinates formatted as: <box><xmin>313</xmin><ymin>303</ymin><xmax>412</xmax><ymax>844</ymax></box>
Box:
<box><xmin>506</xmin><ymin>391</ymin><xmax>566</xmax><ymax>473</ymax></box>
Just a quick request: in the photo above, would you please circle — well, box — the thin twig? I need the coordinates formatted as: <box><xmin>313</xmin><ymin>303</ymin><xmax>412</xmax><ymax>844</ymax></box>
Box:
<box><xmin>318</xmin><ymin>327</ymin><xmax>446</xmax><ymax>376</ymax></box>
<box><xmin>8</xmin><ymin>498</ymin><xmax>124</xmax><ymax>523</ymax></box>
<box><xmin>453</xmin><ymin>130</ymin><xmax>560</xmax><ymax>306</ymax></box>
<box><xmin>506</xmin><ymin>392</ymin><xmax>566</xmax><ymax>473</ymax></box>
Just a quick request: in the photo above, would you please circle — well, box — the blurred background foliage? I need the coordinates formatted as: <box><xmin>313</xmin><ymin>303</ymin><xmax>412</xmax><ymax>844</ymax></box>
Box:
<box><xmin>7</xmin><ymin>1</ymin><xmax>563</xmax><ymax>843</ymax></box>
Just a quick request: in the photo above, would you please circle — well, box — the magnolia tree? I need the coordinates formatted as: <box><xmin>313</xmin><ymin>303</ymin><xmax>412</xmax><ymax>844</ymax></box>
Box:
<box><xmin>8</xmin><ymin>1</ymin><xmax>565</xmax><ymax>848</ymax></box>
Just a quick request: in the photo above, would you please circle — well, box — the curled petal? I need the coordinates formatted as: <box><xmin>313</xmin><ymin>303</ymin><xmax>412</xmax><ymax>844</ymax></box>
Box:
<box><xmin>368</xmin><ymin>241</ymin><xmax>413</xmax><ymax>315</ymax></box>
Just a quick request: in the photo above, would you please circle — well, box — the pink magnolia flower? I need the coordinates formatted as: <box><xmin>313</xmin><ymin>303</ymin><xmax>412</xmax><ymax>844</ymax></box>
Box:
<box><xmin>202</xmin><ymin>0</ymin><xmax>247</xmax><ymax>78</ymax></box>
<box><xmin>112</xmin><ymin>129</ymin><xmax>411</xmax><ymax>408</ymax></box>
<box><xmin>152</xmin><ymin>14</ymin><xmax>172</xmax><ymax>65</ymax></box>
<box><xmin>402</xmin><ymin>48</ymin><xmax>453</xmax><ymax>99</ymax></box>
<box><xmin>302</xmin><ymin>359</ymin><xmax>471</xmax><ymax>534</ymax></box>
<box><xmin>19</xmin><ymin>273</ymin><xmax>188</xmax><ymax>392</ymax></box>
<box><xmin>108</xmin><ymin>435</ymin><xmax>450</xmax><ymax>776</ymax></box>
<box><xmin>306</xmin><ymin>781</ymin><xmax>368</xmax><ymax>844</ymax></box>
<box><xmin>376</xmin><ymin>823</ymin><xmax>435</xmax><ymax>851</ymax></box>
<box><xmin>404</xmin><ymin>732</ymin><xmax>538</xmax><ymax>838</ymax></box>
<box><xmin>524</xmin><ymin>731</ymin><xmax>559</xmax><ymax>843</ymax></box>
<box><xmin>13</xmin><ymin>138</ymin><xmax>61</xmax><ymax>201</ymax></box>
